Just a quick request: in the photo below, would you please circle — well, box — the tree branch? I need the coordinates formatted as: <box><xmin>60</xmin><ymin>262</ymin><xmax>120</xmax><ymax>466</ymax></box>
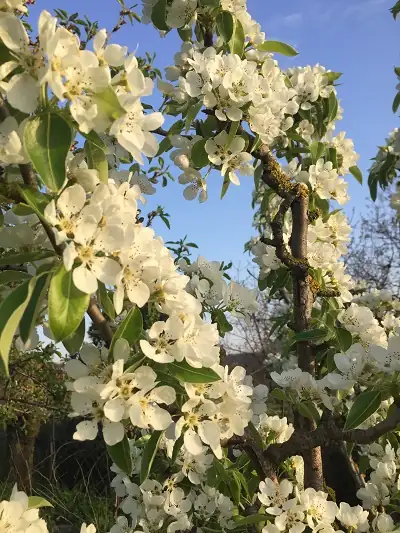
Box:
<box><xmin>266</xmin><ymin>407</ymin><xmax>400</xmax><ymax>465</ymax></box>
<box><xmin>87</xmin><ymin>296</ymin><xmax>113</xmax><ymax>347</ymax></box>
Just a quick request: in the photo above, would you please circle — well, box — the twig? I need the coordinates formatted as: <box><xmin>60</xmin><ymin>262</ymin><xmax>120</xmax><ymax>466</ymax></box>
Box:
<box><xmin>87</xmin><ymin>296</ymin><xmax>113</xmax><ymax>347</ymax></box>
<box><xmin>266</xmin><ymin>405</ymin><xmax>400</xmax><ymax>465</ymax></box>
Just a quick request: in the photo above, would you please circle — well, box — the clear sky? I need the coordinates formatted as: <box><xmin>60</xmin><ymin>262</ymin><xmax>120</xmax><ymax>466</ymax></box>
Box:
<box><xmin>31</xmin><ymin>0</ymin><xmax>400</xmax><ymax>269</ymax></box>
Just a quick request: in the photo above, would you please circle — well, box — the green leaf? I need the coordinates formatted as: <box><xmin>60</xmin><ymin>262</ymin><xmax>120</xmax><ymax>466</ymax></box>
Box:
<box><xmin>395</xmin><ymin>66</ymin><xmax>400</xmax><ymax>77</ymax></box>
<box><xmin>151</xmin><ymin>0</ymin><xmax>168</xmax><ymax>30</ymax></box>
<box><xmin>0</xmin><ymin>271</ymin><xmax>31</xmax><ymax>284</ymax></box>
<box><xmin>393</xmin><ymin>92</ymin><xmax>400</xmax><ymax>113</ymax></box>
<box><xmin>17</xmin><ymin>186</ymin><xmax>50</xmax><ymax>220</ymax></box>
<box><xmin>292</xmin><ymin>328</ymin><xmax>328</xmax><ymax>342</ymax></box>
<box><xmin>297</xmin><ymin>401</ymin><xmax>321</xmax><ymax>423</ymax></box>
<box><xmin>81</xmin><ymin>130</ymin><xmax>107</xmax><ymax>151</ymax></box>
<box><xmin>160</xmin><ymin>215</ymin><xmax>171</xmax><ymax>229</ymax></box>
<box><xmin>247</xmin><ymin>421</ymin><xmax>264</xmax><ymax>451</ymax></box>
<box><xmin>226</xmin><ymin>121</ymin><xmax>240</xmax><ymax>148</ymax></box>
<box><xmin>270</xmin><ymin>388</ymin><xmax>286</xmax><ymax>401</ymax></box>
<box><xmin>48</xmin><ymin>264</ymin><xmax>90</xmax><ymax>342</ymax></box>
<box><xmin>92</xmin><ymin>88</ymin><xmax>125</xmax><ymax>121</ymax></box>
<box><xmin>258</xmin><ymin>277</ymin><xmax>269</xmax><ymax>291</ymax></box>
<box><xmin>232</xmin><ymin>515</ymin><xmax>271</xmax><ymax>528</ymax></box>
<box><xmin>12</xmin><ymin>204</ymin><xmax>35</xmax><ymax>216</ymax></box>
<box><xmin>326</xmin><ymin>147</ymin><xmax>338</xmax><ymax>170</ymax></box>
<box><xmin>23</xmin><ymin>113</ymin><xmax>72</xmax><ymax>192</ymax></box>
<box><xmin>328</xmin><ymin>91</ymin><xmax>339</xmax><ymax>123</ymax></box>
<box><xmin>185</xmin><ymin>100</ymin><xmax>203</xmax><ymax>133</ymax></box>
<box><xmin>228</xmin><ymin>469</ymin><xmax>241</xmax><ymax>504</ymax></box>
<box><xmin>98</xmin><ymin>282</ymin><xmax>116</xmax><ymax>320</ymax></box>
<box><xmin>0</xmin><ymin>278</ymin><xmax>35</xmax><ymax>374</ymax></box>
<box><xmin>257</xmin><ymin>40</ymin><xmax>298</xmax><ymax>56</ymax></box>
<box><xmin>220</xmin><ymin>176</ymin><xmax>231</xmax><ymax>200</ymax></box>
<box><xmin>229</xmin><ymin>17</ymin><xmax>245</xmax><ymax>57</ymax></box>
<box><xmin>28</xmin><ymin>496</ymin><xmax>53</xmax><ymax>509</ymax></box>
<box><xmin>199</xmin><ymin>0</ymin><xmax>220</xmax><ymax>5</ymax></box>
<box><xmin>335</xmin><ymin>327</ymin><xmax>353</xmax><ymax>352</ymax></box>
<box><xmin>217</xmin><ymin>10</ymin><xmax>234</xmax><ymax>42</ymax></box>
<box><xmin>211</xmin><ymin>309</ymin><xmax>233</xmax><ymax>337</ymax></box>
<box><xmin>171</xmin><ymin>434</ymin><xmax>184</xmax><ymax>464</ymax></box>
<box><xmin>369</xmin><ymin>175</ymin><xmax>378</xmax><ymax>202</ymax></box>
<box><xmin>0</xmin><ymin>250</ymin><xmax>56</xmax><ymax>266</ymax></box>
<box><xmin>85</xmin><ymin>139</ymin><xmax>108</xmax><ymax>184</ymax></box>
<box><xmin>309</xmin><ymin>141</ymin><xmax>326</xmax><ymax>164</ymax></box>
<box><xmin>110</xmin><ymin>305</ymin><xmax>143</xmax><ymax>353</ymax></box>
<box><xmin>19</xmin><ymin>272</ymin><xmax>50</xmax><ymax>344</ymax></box>
<box><xmin>349</xmin><ymin>165</ymin><xmax>363</xmax><ymax>185</ymax></box>
<box><xmin>391</xmin><ymin>0</ymin><xmax>400</xmax><ymax>20</ymax></box>
<box><xmin>177</xmin><ymin>26</ymin><xmax>192</xmax><ymax>41</ymax></box>
<box><xmin>62</xmin><ymin>319</ymin><xmax>85</xmax><ymax>354</ymax></box>
<box><xmin>168</xmin><ymin>119</ymin><xmax>185</xmax><ymax>135</ymax></box>
<box><xmin>191</xmin><ymin>139</ymin><xmax>209</xmax><ymax>168</ymax></box>
<box><xmin>344</xmin><ymin>390</ymin><xmax>382</xmax><ymax>430</ymax></box>
<box><xmin>325</xmin><ymin>71</ymin><xmax>342</xmax><ymax>83</ymax></box>
<box><xmin>269</xmin><ymin>268</ymin><xmax>289</xmax><ymax>297</ymax></box>
<box><xmin>156</xmin><ymin>136</ymin><xmax>172</xmax><ymax>156</ymax></box>
<box><xmin>107</xmin><ymin>435</ymin><xmax>132</xmax><ymax>475</ymax></box>
<box><xmin>168</xmin><ymin>361</ymin><xmax>221</xmax><ymax>383</ymax></box>
<box><xmin>140</xmin><ymin>430</ymin><xmax>163</xmax><ymax>483</ymax></box>
<box><xmin>200</xmin><ymin>115</ymin><xmax>219</xmax><ymax>137</ymax></box>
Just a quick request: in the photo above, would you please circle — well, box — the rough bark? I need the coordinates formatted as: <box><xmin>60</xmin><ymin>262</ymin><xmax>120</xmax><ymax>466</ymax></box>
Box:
<box><xmin>290</xmin><ymin>193</ymin><xmax>324</xmax><ymax>490</ymax></box>
<box><xmin>9</xmin><ymin>416</ymin><xmax>41</xmax><ymax>493</ymax></box>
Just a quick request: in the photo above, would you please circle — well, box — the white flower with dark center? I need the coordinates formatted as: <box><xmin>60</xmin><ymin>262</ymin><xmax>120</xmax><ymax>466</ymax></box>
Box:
<box><xmin>114</xmin><ymin>256</ymin><xmax>160</xmax><ymax>314</ymax></box>
<box><xmin>178</xmin><ymin>169</ymin><xmax>208</xmax><ymax>202</ymax></box>
<box><xmin>166</xmin><ymin>0</ymin><xmax>197</xmax><ymax>28</ymax></box>
<box><xmin>140</xmin><ymin>315</ymin><xmax>184</xmax><ymax>363</ymax></box>
<box><xmin>369</xmin><ymin>335</ymin><xmax>400</xmax><ymax>373</ymax></box>
<box><xmin>257</xmin><ymin>478</ymin><xmax>293</xmax><ymax>515</ymax></box>
<box><xmin>297</xmin><ymin>487</ymin><xmax>338</xmax><ymax>529</ymax></box>
<box><xmin>176</xmin><ymin>397</ymin><xmax>222</xmax><ymax>459</ymax></box>
<box><xmin>128</xmin><ymin>384</ymin><xmax>176</xmax><ymax>430</ymax></box>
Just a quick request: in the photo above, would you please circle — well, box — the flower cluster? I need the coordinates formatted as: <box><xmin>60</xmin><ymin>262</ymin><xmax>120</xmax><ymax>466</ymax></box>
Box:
<box><xmin>357</xmin><ymin>441</ymin><xmax>400</xmax><ymax>510</ymax></box>
<box><xmin>0</xmin><ymin>485</ymin><xmax>96</xmax><ymax>533</ymax></box>
<box><xmin>180</xmin><ymin>255</ymin><xmax>258</xmax><ymax>318</ymax></box>
<box><xmin>338</xmin><ymin>303</ymin><xmax>387</xmax><ymax>348</ymax></box>
<box><xmin>0</xmin><ymin>485</ymin><xmax>48</xmax><ymax>533</ymax></box>
<box><xmin>0</xmin><ymin>10</ymin><xmax>163</xmax><ymax>163</ymax></box>
<box><xmin>257</xmin><ymin>477</ymin><xmax>373</xmax><ymax>533</ymax></box>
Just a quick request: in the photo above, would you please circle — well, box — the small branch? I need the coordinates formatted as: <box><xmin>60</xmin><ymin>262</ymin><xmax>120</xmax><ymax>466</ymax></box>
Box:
<box><xmin>87</xmin><ymin>296</ymin><xmax>113</xmax><ymax>347</ymax></box>
<box><xmin>317</xmin><ymin>288</ymin><xmax>341</xmax><ymax>298</ymax></box>
<box><xmin>226</xmin><ymin>431</ymin><xmax>278</xmax><ymax>482</ymax></box>
<box><xmin>154</xmin><ymin>126</ymin><xmax>169</xmax><ymax>137</ymax></box>
<box><xmin>266</xmin><ymin>406</ymin><xmax>400</xmax><ymax>465</ymax></box>
<box><xmin>203</xmin><ymin>28</ymin><xmax>213</xmax><ymax>47</ymax></box>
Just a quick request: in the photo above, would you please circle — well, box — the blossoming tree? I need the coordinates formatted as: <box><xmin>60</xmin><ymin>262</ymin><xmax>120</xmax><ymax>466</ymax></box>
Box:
<box><xmin>1</xmin><ymin>0</ymin><xmax>400</xmax><ymax>532</ymax></box>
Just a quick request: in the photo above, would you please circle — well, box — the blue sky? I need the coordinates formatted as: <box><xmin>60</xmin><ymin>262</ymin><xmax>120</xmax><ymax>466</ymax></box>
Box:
<box><xmin>32</xmin><ymin>0</ymin><xmax>400</xmax><ymax>269</ymax></box>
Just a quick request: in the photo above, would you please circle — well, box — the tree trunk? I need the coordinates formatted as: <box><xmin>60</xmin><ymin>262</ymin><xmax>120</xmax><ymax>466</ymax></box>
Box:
<box><xmin>9</xmin><ymin>415</ymin><xmax>41</xmax><ymax>492</ymax></box>
<box><xmin>290</xmin><ymin>192</ymin><xmax>324</xmax><ymax>491</ymax></box>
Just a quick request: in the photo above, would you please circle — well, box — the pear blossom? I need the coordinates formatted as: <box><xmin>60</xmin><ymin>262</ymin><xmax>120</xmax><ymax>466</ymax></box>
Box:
<box><xmin>336</xmin><ymin>503</ymin><xmax>369</xmax><ymax>532</ymax></box>
<box><xmin>0</xmin><ymin>116</ymin><xmax>28</xmax><ymax>164</ymax></box>
<box><xmin>178</xmin><ymin>168</ymin><xmax>208</xmax><ymax>202</ymax></box>
<box><xmin>257</xmin><ymin>478</ymin><xmax>293</xmax><ymax>515</ymax></box>
<box><xmin>93</xmin><ymin>29</ymin><xmax>128</xmax><ymax>67</ymax></box>
<box><xmin>128</xmin><ymin>383</ymin><xmax>176</xmax><ymax>431</ymax></box>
